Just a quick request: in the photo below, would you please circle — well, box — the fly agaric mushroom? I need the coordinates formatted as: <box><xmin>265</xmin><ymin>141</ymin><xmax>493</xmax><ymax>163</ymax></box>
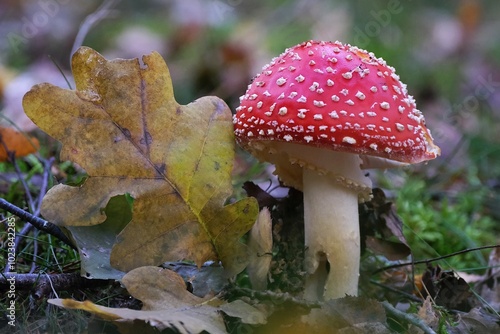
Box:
<box><xmin>233</xmin><ymin>40</ymin><xmax>440</xmax><ymax>300</ymax></box>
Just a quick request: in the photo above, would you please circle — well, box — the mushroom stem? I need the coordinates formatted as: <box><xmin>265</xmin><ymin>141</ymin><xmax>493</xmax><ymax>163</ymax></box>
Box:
<box><xmin>251</xmin><ymin>143</ymin><xmax>371</xmax><ymax>300</ymax></box>
<box><xmin>302</xmin><ymin>167</ymin><xmax>361</xmax><ymax>300</ymax></box>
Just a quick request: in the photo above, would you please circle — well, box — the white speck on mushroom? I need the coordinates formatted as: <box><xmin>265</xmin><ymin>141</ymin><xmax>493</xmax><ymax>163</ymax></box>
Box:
<box><xmin>326</xmin><ymin>66</ymin><xmax>334</xmax><ymax>73</ymax></box>
<box><xmin>295</xmin><ymin>75</ymin><xmax>305</xmax><ymax>83</ymax></box>
<box><xmin>380</xmin><ymin>102</ymin><xmax>390</xmax><ymax>110</ymax></box>
<box><xmin>377</xmin><ymin>71</ymin><xmax>383</xmax><ymax>77</ymax></box>
<box><xmin>342</xmin><ymin>136</ymin><xmax>356</xmax><ymax>144</ymax></box>
<box><xmin>398</xmin><ymin>106</ymin><xmax>405</xmax><ymax>113</ymax></box>
<box><xmin>255</xmin><ymin>81</ymin><xmax>265</xmax><ymax>87</ymax></box>
<box><xmin>393</xmin><ymin>85</ymin><xmax>401</xmax><ymax>94</ymax></box>
<box><xmin>278</xmin><ymin>67</ymin><xmax>286</xmax><ymax>72</ymax></box>
<box><xmin>382</xmin><ymin>85</ymin><xmax>388</xmax><ymax>91</ymax></box>
<box><xmin>396</xmin><ymin>123</ymin><xmax>405</xmax><ymax>131</ymax></box>
<box><xmin>276</xmin><ymin>77</ymin><xmax>287</xmax><ymax>86</ymax></box>
<box><xmin>249</xmin><ymin>94</ymin><xmax>258</xmax><ymax>100</ymax></box>
<box><xmin>278</xmin><ymin>107</ymin><xmax>288</xmax><ymax>115</ymax></box>
<box><xmin>327</xmin><ymin>79</ymin><xmax>334</xmax><ymax>86</ymax></box>
<box><xmin>385</xmin><ymin>147</ymin><xmax>392</xmax><ymax>153</ymax></box>
<box><xmin>309</xmin><ymin>82</ymin><xmax>320</xmax><ymax>91</ymax></box>
<box><xmin>382</xmin><ymin>117</ymin><xmax>389</xmax><ymax>122</ymax></box>
<box><xmin>340</xmin><ymin>110</ymin><xmax>348</xmax><ymax>116</ymax></box>
<box><xmin>319</xmin><ymin>125</ymin><xmax>328</xmax><ymax>130</ymax></box>
<box><xmin>257</xmin><ymin>101</ymin><xmax>263</xmax><ymax>108</ymax></box>
<box><xmin>367</xmin><ymin>124</ymin><xmax>376</xmax><ymax>130</ymax></box>
<box><xmin>317</xmin><ymin>88</ymin><xmax>325</xmax><ymax>94</ymax></box>
<box><xmin>407</xmin><ymin>124</ymin><xmax>414</xmax><ymax>131</ymax></box>
<box><xmin>297</xmin><ymin>95</ymin><xmax>307</xmax><ymax>103</ymax></box>
<box><xmin>264</xmin><ymin>111</ymin><xmax>272</xmax><ymax>116</ymax></box>
<box><xmin>309</xmin><ymin>60</ymin><xmax>316</xmax><ymax>66</ymax></box>
<box><xmin>289</xmin><ymin>66</ymin><xmax>296</xmax><ymax>71</ymax></box>
<box><xmin>328</xmin><ymin>57</ymin><xmax>338</xmax><ymax>63</ymax></box>
<box><xmin>320</xmin><ymin>134</ymin><xmax>328</xmax><ymax>139</ymax></box>
<box><xmin>340</xmin><ymin>89</ymin><xmax>349</xmax><ymax>96</ymax></box>
<box><xmin>263</xmin><ymin>90</ymin><xmax>271</xmax><ymax>97</ymax></box>
<box><xmin>331</xmin><ymin>95</ymin><xmax>340</xmax><ymax>102</ymax></box>
<box><xmin>270</xmin><ymin>103</ymin><xmax>276</xmax><ymax>111</ymax></box>
<box><xmin>314</xmin><ymin>69</ymin><xmax>324</xmax><ymax>74</ymax></box>
<box><xmin>297</xmin><ymin>109</ymin><xmax>308</xmax><ymax>119</ymax></box>
<box><xmin>259</xmin><ymin>129</ymin><xmax>265</xmax><ymax>135</ymax></box>
<box><xmin>367</xmin><ymin>111</ymin><xmax>377</xmax><ymax>117</ymax></box>
<box><xmin>342</xmin><ymin>72</ymin><xmax>353</xmax><ymax>79</ymax></box>
<box><xmin>359</xmin><ymin>112</ymin><xmax>364</xmax><ymax>118</ymax></box>
<box><xmin>308</xmin><ymin>50</ymin><xmax>314</xmax><ymax>56</ymax></box>
<box><xmin>289</xmin><ymin>92</ymin><xmax>298</xmax><ymax>98</ymax></box>
<box><xmin>284</xmin><ymin>134</ymin><xmax>293</xmax><ymax>141</ymax></box>
<box><xmin>304</xmin><ymin>135</ymin><xmax>314</xmax><ymax>142</ymax></box>
<box><xmin>264</xmin><ymin>70</ymin><xmax>272</xmax><ymax>76</ymax></box>
<box><xmin>247</xmin><ymin>107</ymin><xmax>253</xmax><ymax>112</ymax></box>
<box><xmin>355</xmin><ymin>91</ymin><xmax>366</xmax><ymax>100</ymax></box>
<box><xmin>345</xmin><ymin>54</ymin><xmax>353</xmax><ymax>61</ymax></box>
<box><xmin>333</xmin><ymin>46</ymin><xmax>341</xmax><ymax>53</ymax></box>
<box><xmin>314</xmin><ymin>100</ymin><xmax>326</xmax><ymax>107</ymax></box>
<box><xmin>247</xmin><ymin>131</ymin><xmax>254</xmax><ymax>137</ymax></box>
<box><xmin>370</xmin><ymin>86</ymin><xmax>378</xmax><ymax>93</ymax></box>
<box><xmin>328</xmin><ymin>111</ymin><xmax>339</xmax><ymax>119</ymax></box>
<box><xmin>349</xmin><ymin>113</ymin><xmax>355</xmax><ymax>117</ymax></box>
<box><xmin>370</xmin><ymin>143</ymin><xmax>378</xmax><ymax>150</ymax></box>
<box><xmin>278</xmin><ymin>92</ymin><xmax>285</xmax><ymax>99</ymax></box>
<box><xmin>345</xmin><ymin>100</ymin><xmax>355</xmax><ymax>106</ymax></box>
<box><xmin>330</xmin><ymin>126</ymin><xmax>336</xmax><ymax>132</ymax></box>
<box><xmin>313</xmin><ymin>114</ymin><xmax>323</xmax><ymax>120</ymax></box>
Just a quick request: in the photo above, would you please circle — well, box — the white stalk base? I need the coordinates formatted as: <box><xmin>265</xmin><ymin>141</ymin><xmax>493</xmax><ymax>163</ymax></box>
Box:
<box><xmin>302</xmin><ymin>167</ymin><xmax>361</xmax><ymax>300</ymax></box>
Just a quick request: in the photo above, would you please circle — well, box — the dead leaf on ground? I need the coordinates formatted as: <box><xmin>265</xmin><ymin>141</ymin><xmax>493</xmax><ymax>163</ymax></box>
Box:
<box><xmin>360</xmin><ymin>188</ymin><xmax>411</xmax><ymax>260</ymax></box>
<box><xmin>49</xmin><ymin>266</ymin><xmax>266</xmax><ymax>333</ymax></box>
<box><xmin>23</xmin><ymin>47</ymin><xmax>258</xmax><ymax>276</ymax></box>
<box><xmin>0</xmin><ymin>126</ymin><xmax>39</xmax><ymax>161</ymax></box>
<box><xmin>247</xmin><ymin>207</ymin><xmax>273</xmax><ymax>290</ymax></box>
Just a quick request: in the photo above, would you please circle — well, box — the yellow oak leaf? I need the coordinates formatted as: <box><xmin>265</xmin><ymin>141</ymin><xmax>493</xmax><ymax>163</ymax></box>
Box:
<box><xmin>49</xmin><ymin>266</ymin><xmax>266</xmax><ymax>333</ymax></box>
<box><xmin>23</xmin><ymin>47</ymin><xmax>258</xmax><ymax>276</ymax></box>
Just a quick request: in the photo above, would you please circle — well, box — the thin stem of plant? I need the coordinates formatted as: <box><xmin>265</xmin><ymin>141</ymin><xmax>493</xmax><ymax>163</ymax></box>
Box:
<box><xmin>0</xmin><ymin>198</ymin><xmax>77</xmax><ymax>250</ymax></box>
<box><xmin>381</xmin><ymin>301</ymin><xmax>437</xmax><ymax>334</ymax></box>
<box><xmin>373</xmin><ymin>244</ymin><xmax>500</xmax><ymax>275</ymax></box>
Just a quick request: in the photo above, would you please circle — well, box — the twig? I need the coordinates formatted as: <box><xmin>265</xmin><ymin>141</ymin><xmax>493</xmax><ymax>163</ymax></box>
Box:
<box><xmin>0</xmin><ymin>198</ymin><xmax>76</xmax><ymax>250</ymax></box>
<box><xmin>373</xmin><ymin>245</ymin><xmax>500</xmax><ymax>274</ymax></box>
<box><xmin>7</xmin><ymin>151</ymin><xmax>35</xmax><ymax>213</ymax></box>
<box><xmin>381</xmin><ymin>301</ymin><xmax>437</xmax><ymax>334</ymax></box>
<box><xmin>71</xmin><ymin>0</ymin><xmax>120</xmax><ymax>59</ymax></box>
<box><xmin>0</xmin><ymin>272</ymin><xmax>111</xmax><ymax>299</ymax></box>
<box><xmin>369</xmin><ymin>279</ymin><xmax>422</xmax><ymax>303</ymax></box>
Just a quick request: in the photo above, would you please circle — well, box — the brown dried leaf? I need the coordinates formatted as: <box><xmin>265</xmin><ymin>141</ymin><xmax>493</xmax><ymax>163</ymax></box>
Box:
<box><xmin>247</xmin><ymin>207</ymin><xmax>273</xmax><ymax>290</ymax></box>
<box><xmin>0</xmin><ymin>126</ymin><xmax>39</xmax><ymax>161</ymax></box>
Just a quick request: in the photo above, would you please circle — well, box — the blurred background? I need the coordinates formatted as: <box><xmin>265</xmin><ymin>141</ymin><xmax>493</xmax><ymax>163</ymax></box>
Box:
<box><xmin>1</xmin><ymin>0</ymin><xmax>499</xmax><ymax>269</ymax></box>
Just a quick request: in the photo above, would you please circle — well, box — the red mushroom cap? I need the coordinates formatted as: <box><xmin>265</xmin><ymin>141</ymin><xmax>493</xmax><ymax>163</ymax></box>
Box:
<box><xmin>233</xmin><ymin>40</ymin><xmax>440</xmax><ymax>164</ymax></box>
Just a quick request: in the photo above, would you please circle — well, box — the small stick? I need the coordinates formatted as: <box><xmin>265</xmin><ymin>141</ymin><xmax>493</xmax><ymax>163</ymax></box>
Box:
<box><xmin>381</xmin><ymin>301</ymin><xmax>437</xmax><ymax>334</ymax></box>
<box><xmin>0</xmin><ymin>198</ymin><xmax>76</xmax><ymax>250</ymax></box>
<box><xmin>373</xmin><ymin>244</ymin><xmax>500</xmax><ymax>274</ymax></box>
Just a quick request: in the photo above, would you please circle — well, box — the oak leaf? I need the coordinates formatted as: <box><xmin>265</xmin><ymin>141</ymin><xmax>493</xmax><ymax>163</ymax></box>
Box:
<box><xmin>49</xmin><ymin>266</ymin><xmax>266</xmax><ymax>333</ymax></box>
<box><xmin>23</xmin><ymin>47</ymin><xmax>258</xmax><ymax>275</ymax></box>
